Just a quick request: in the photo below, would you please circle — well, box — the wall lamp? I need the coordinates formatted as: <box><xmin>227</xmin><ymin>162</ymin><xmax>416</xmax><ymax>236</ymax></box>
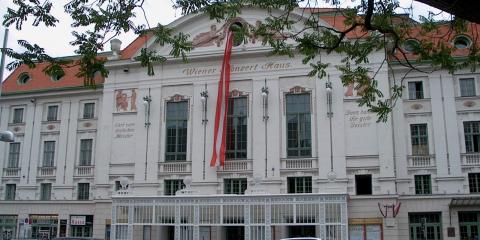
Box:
<box><xmin>325</xmin><ymin>81</ymin><xmax>333</xmax><ymax>118</ymax></box>
<box><xmin>143</xmin><ymin>95</ymin><xmax>152</xmax><ymax>127</ymax></box>
<box><xmin>200</xmin><ymin>89</ymin><xmax>209</xmax><ymax>124</ymax></box>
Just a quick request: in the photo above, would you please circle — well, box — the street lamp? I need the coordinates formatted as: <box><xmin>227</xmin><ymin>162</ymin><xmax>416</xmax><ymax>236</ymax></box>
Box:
<box><xmin>0</xmin><ymin>131</ymin><xmax>14</xmax><ymax>142</ymax></box>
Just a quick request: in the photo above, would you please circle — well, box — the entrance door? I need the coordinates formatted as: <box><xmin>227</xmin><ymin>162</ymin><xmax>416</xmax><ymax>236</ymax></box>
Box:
<box><xmin>459</xmin><ymin>212</ymin><xmax>480</xmax><ymax>240</ymax></box>
<box><xmin>225</xmin><ymin>226</ymin><xmax>244</xmax><ymax>240</ymax></box>
<box><xmin>199</xmin><ymin>227</ymin><xmax>210</xmax><ymax>240</ymax></box>
<box><xmin>288</xmin><ymin>225</ymin><xmax>316</xmax><ymax>238</ymax></box>
<box><xmin>408</xmin><ymin>213</ymin><xmax>442</xmax><ymax>240</ymax></box>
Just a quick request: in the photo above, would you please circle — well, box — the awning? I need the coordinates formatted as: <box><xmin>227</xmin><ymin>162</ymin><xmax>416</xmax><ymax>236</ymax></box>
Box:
<box><xmin>449</xmin><ymin>197</ymin><xmax>480</xmax><ymax>207</ymax></box>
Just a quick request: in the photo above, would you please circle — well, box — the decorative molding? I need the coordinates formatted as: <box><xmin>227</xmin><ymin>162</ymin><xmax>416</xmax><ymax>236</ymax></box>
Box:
<box><xmin>168</xmin><ymin>94</ymin><xmax>187</xmax><ymax>102</ymax></box>
<box><xmin>229</xmin><ymin>89</ymin><xmax>248</xmax><ymax>98</ymax></box>
<box><xmin>288</xmin><ymin>86</ymin><xmax>307</xmax><ymax>94</ymax></box>
<box><xmin>463</xmin><ymin>100</ymin><xmax>476</xmax><ymax>107</ymax></box>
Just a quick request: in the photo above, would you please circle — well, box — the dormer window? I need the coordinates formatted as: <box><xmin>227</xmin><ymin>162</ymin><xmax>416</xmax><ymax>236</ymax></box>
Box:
<box><xmin>402</xmin><ymin>39</ymin><xmax>420</xmax><ymax>53</ymax></box>
<box><xmin>51</xmin><ymin>72</ymin><xmax>65</xmax><ymax>82</ymax></box>
<box><xmin>454</xmin><ymin>35</ymin><xmax>472</xmax><ymax>49</ymax></box>
<box><xmin>17</xmin><ymin>73</ymin><xmax>31</xmax><ymax>85</ymax></box>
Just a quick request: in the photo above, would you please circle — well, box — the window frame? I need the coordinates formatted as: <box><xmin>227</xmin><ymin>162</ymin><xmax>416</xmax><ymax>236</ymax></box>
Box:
<box><xmin>469</xmin><ymin>172</ymin><xmax>480</xmax><ymax>193</ymax></box>
<box><xmin>226</xmin><ymin>96</ymin><xmax>248</xmax><ymax>160</ymax></box>
<box><xmin>77</xmin><ymin>183</ymin><xmax>90</xmax><ymax>200</ymax></box>
<box><xmin>165</xmin><ymin>100</ymin><xmax>189</xmax><ymax>162</ymax></box>
<box><xmin>355</xmin><ymin>174</ymin><xmax>373</xmax><ymax>195</ymax></box>
<box><xmin>164</xmin><ymin>179</ymin><xmax>185</xmax><ymax>196</ymax></box>
<box><xmin>459</xmin><ymin>77</ymin><xmax>476</xmax><ymax>97</ymax></box>
<box><xmin>414</xmin><ymin>175</ymin><xmax>432</xmax><ymax>195</ymax></box>
<box><xmin>285</xmin><ymin>93</ymin><xmax>312</xmax><ymax>158</ymax></box>
<box><xmin>5</xmin><ymin>184</ymin><xmax>16</xmax><ymax>200</ymax></box>
<box><xmin>79</xmin><ymin>139</ymin><xmax>93</xmax><ymax>166</ymax></box>
<box><xmin>287</xmin><ymin>176</ymin><xmax>313</xmax><ymax>194</ymax></box>
<box><xmin>8</xmin><ymin>142</ymin><xmax>20</xmax><ymax>168</ymax></box>
<box><xmin>224</xmin><ymin>178</ymin><xmax>248</xmax><ymax>195</ymax></box>
<box><xmin>40</xmin><ymin>183</ymin><xmax>52</xmax><ymax>200</ymax></box>
<box><xmin>46</xmin><ymin>105</ymin><xmax>59</xmax><ymax>122</ymax></box>
<box><xmin>12</xmin><ymin>107</ymin><xmax>24</xmax><ymax>124</ymax></box>
<box><xmin>83</xmin><ymin>102</ymin><xmax>95</xmax><ymax>119</ymax></box>
<box><xmin>407</xmin><ymin>81</ymin><xmax>424</xmax><ymax>100</ymax></box>
<box><xmin>464</xmin><ymin>121</ymin><xmax>480</xmax><ymax>153</ymax></box>
<box><xmin>42</xmin><ymin>141</ymin><xmax>56</xmax><ymax>167</ymax></box>
<box><xmin>410</xmin><ymin>124</ymin><xmax>429</xmax><ymax>155</ymax></box>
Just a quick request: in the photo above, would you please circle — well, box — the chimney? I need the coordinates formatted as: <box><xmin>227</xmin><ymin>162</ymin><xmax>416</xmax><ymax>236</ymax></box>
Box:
<box><xmin>110</xmin><ymin>39</ymin><xmax>122</xmax><ymax>58</ymax></box>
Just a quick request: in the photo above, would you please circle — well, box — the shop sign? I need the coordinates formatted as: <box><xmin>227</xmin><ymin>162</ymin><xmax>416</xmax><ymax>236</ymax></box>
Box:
<box><xmin>70</xmin><ymin>216</ymin><xmax>86</xmax><ymax>225</ymax></box>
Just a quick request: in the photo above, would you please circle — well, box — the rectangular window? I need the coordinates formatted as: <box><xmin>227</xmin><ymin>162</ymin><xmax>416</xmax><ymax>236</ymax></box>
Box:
<box><xmin>411</xmin><ymin>124</ymin><xmax>429</xmax><ymax>155</ymax></box>
<box><xmin>43</xmin><ymin>141</ymin><xmax>56</xmax><ymax>167</ymax></box>
<box><xmin>408</xmin><ymin>81</ymin><xmax>424</xmax><ymax>100</ymax></box>
<box><xmin>409</xmin><ymin>213</ymin><xmax>442</xmax><ymax>240</ymax></box>
<box><xmin>79</xmin><ymin>139</ymin><xmax>93</xmax><ymax>166</ymax></box>
<box><xmin>13</xmin><ymin>108</ymin><xmax>24</xmax><ymax>123</ymax></box>
<box><xmin>464</xmin><ymin>121</ymin><xmax>480</xmax><ymax>153</ymax></box>
<box><xmin>83</xmin><ymin>103</ymin><xmax>95</xmax><ymax>119</ymax></box>
<box><xmin>40</xmin><ymin>183</ymin><xmax>52</xmax><ymax>200</ymax></box>
<box><xmin>414</xmin><ymin>175</ymin><xmax>432</xmax><ymax>195</ymax></box>
<box><xmin>77</xmin><ymin>183</ymin><xmax>90</xmax><ymax>200</ymax></box>
<box><xmin>226</xmin><ymin>97</ymin><xmax>248</xmax><ymax>159</ymax></box>
<box><xmin>355</xmin><ymin>174</ymin><xmax>372</xmax><ymax>195</ymax></box>
<box><xmin>164</xmin><ymin>179</ymin><xmax>184</xmax><ymax>196</ymax></box>
<box><xmin>8</xmin><ymin>142</ymin><xmax>20</xmax><ymax>168</ymax></box>
<box><xmin>5</xmin><ymin>184</ymin><xmax>16</xmax><ymax>200</ymax></box>
<box><xmin>287</xmin><ymin>176</ymin><xmax>312</xmax><ymax>194</ymax></box>
<box><xmin>460</xmin><ymin>78</ymin><xmax>476</xmax><ymax>97</ymax></box>
<box><xmin>286</xmin><ymin>94</ymin><xmax>311</xmax><ymax>157</ymax></box>
<box><xmin>114</xmin><ymin>181</ymin><xmax>121</xmax><ymax>191</ymax></box>
<box><xmin>469</xmin><ymin>173</ymin><xmax>480</xmax><ymax>193</ymax></box>
<box><xmin>165</xmin><ymin>101</ymin><xmax>188</xmax><ymax>161</ymax></box>
<box><xmin>47</xmin><ymin>105</ymin><xmax>59</xmax><ymax>121</ymax></box>
<box><xmin>224</xmin><ymin>178</ymin><xmax>248</xmax><ymax>195</ymax></box>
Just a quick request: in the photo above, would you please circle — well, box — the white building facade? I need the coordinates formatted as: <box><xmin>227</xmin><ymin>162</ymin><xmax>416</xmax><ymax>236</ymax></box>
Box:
<box><xmin>1</xmin><ymin>8</ymin><xmax>480</xmax><ymax>240</ymax></box>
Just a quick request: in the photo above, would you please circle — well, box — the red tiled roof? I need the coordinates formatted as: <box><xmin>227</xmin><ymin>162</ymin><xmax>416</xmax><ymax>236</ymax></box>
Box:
<box><xmin>393</xmin><ymin>22</ymin><xmax>480</xmax><ymax>60</ymax></box>
<box><xmin>2</xmin><ymin>62</ymin><xmax>104</xmax><ymax>94</ymax></box>
<box><xmin>120</xmin><ymin>33</ymin><xmax>153</xmax><ymax>60</ymax></box>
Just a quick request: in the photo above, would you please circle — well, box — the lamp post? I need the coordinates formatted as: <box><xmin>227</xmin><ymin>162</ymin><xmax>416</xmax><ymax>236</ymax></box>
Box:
<box><xmin>0</xmin><ymin>29</ymin><xmax>13</xmax><ymax>142</ymax></box>
<box><xmin>261</xmin><ymin>79</ymin><xmax>269</xmax><ymax>178</ymax></box>
<box><xmin>326</xmin><ymin>78</ymin><xmax>336</xmax><ymax>181</ymax></box>
<box><xmin>200</xmin><ymin>86</ymin><xmax>208</xmax><ymax>179</ymax></box>
<box><xmin>143</xmin><ymin>95</ymin><xmax>152</xmax><ymax>128</ymax></box>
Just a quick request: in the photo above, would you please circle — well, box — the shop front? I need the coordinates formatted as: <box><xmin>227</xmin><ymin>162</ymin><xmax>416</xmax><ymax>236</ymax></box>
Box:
<box><xmin>0</xmin><ymin>215</ymin><xmax>17</xmax><ymax>240</ymax></box>
<box><xmin>30</xmin><ymin>214</ymin><xmax>58</xmax><ymax>239</ymax></box>
<box><xmin>70</xmin><ymin>215</ymin><xmax>94</xmax><ymax>237</ymax></box>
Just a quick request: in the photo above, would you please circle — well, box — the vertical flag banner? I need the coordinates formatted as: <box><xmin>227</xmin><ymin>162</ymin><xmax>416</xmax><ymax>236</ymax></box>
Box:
<box><xmin>210</xmin><ymin>30</ymin><xmax>234</xmax><ymax>167</ymax></box>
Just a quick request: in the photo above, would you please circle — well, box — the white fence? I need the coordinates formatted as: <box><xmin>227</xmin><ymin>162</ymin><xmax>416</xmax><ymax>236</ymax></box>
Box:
<box><xmin>112</xmin><ymin>193</ymin><xmax>348</xmax><ymax>240</ymax></box>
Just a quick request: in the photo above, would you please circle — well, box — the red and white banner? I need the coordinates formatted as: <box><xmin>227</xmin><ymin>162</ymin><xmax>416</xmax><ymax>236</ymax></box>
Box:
<box><xmin>210</xmin><ymin>31</ymin><xmax>234</xmax><ymax>167</ymax></box>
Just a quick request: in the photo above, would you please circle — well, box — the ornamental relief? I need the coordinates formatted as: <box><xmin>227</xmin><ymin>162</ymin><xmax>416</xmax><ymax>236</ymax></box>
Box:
<box><xmin>115</xmin><ymin>89</ymin><xmax>137</xmax><ymax>113</ymax></box>
<box><xmin>191</xmin><ymin>17</ymin><xmax>288</xmax><ymax>48</ymax></box>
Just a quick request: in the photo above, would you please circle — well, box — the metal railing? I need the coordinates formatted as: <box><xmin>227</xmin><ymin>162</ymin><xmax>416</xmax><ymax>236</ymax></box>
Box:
<box><xmin>111</xmin><ymin>193</ymin><xmax>348</xmax><ymax>240</ymax></box>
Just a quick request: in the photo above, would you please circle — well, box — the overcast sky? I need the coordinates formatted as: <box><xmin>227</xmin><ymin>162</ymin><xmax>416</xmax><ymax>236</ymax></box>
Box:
<box><xmin>0</xmin><ymin>0</ymin><xmax>446</xmax><ymax>80</ymax></box>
